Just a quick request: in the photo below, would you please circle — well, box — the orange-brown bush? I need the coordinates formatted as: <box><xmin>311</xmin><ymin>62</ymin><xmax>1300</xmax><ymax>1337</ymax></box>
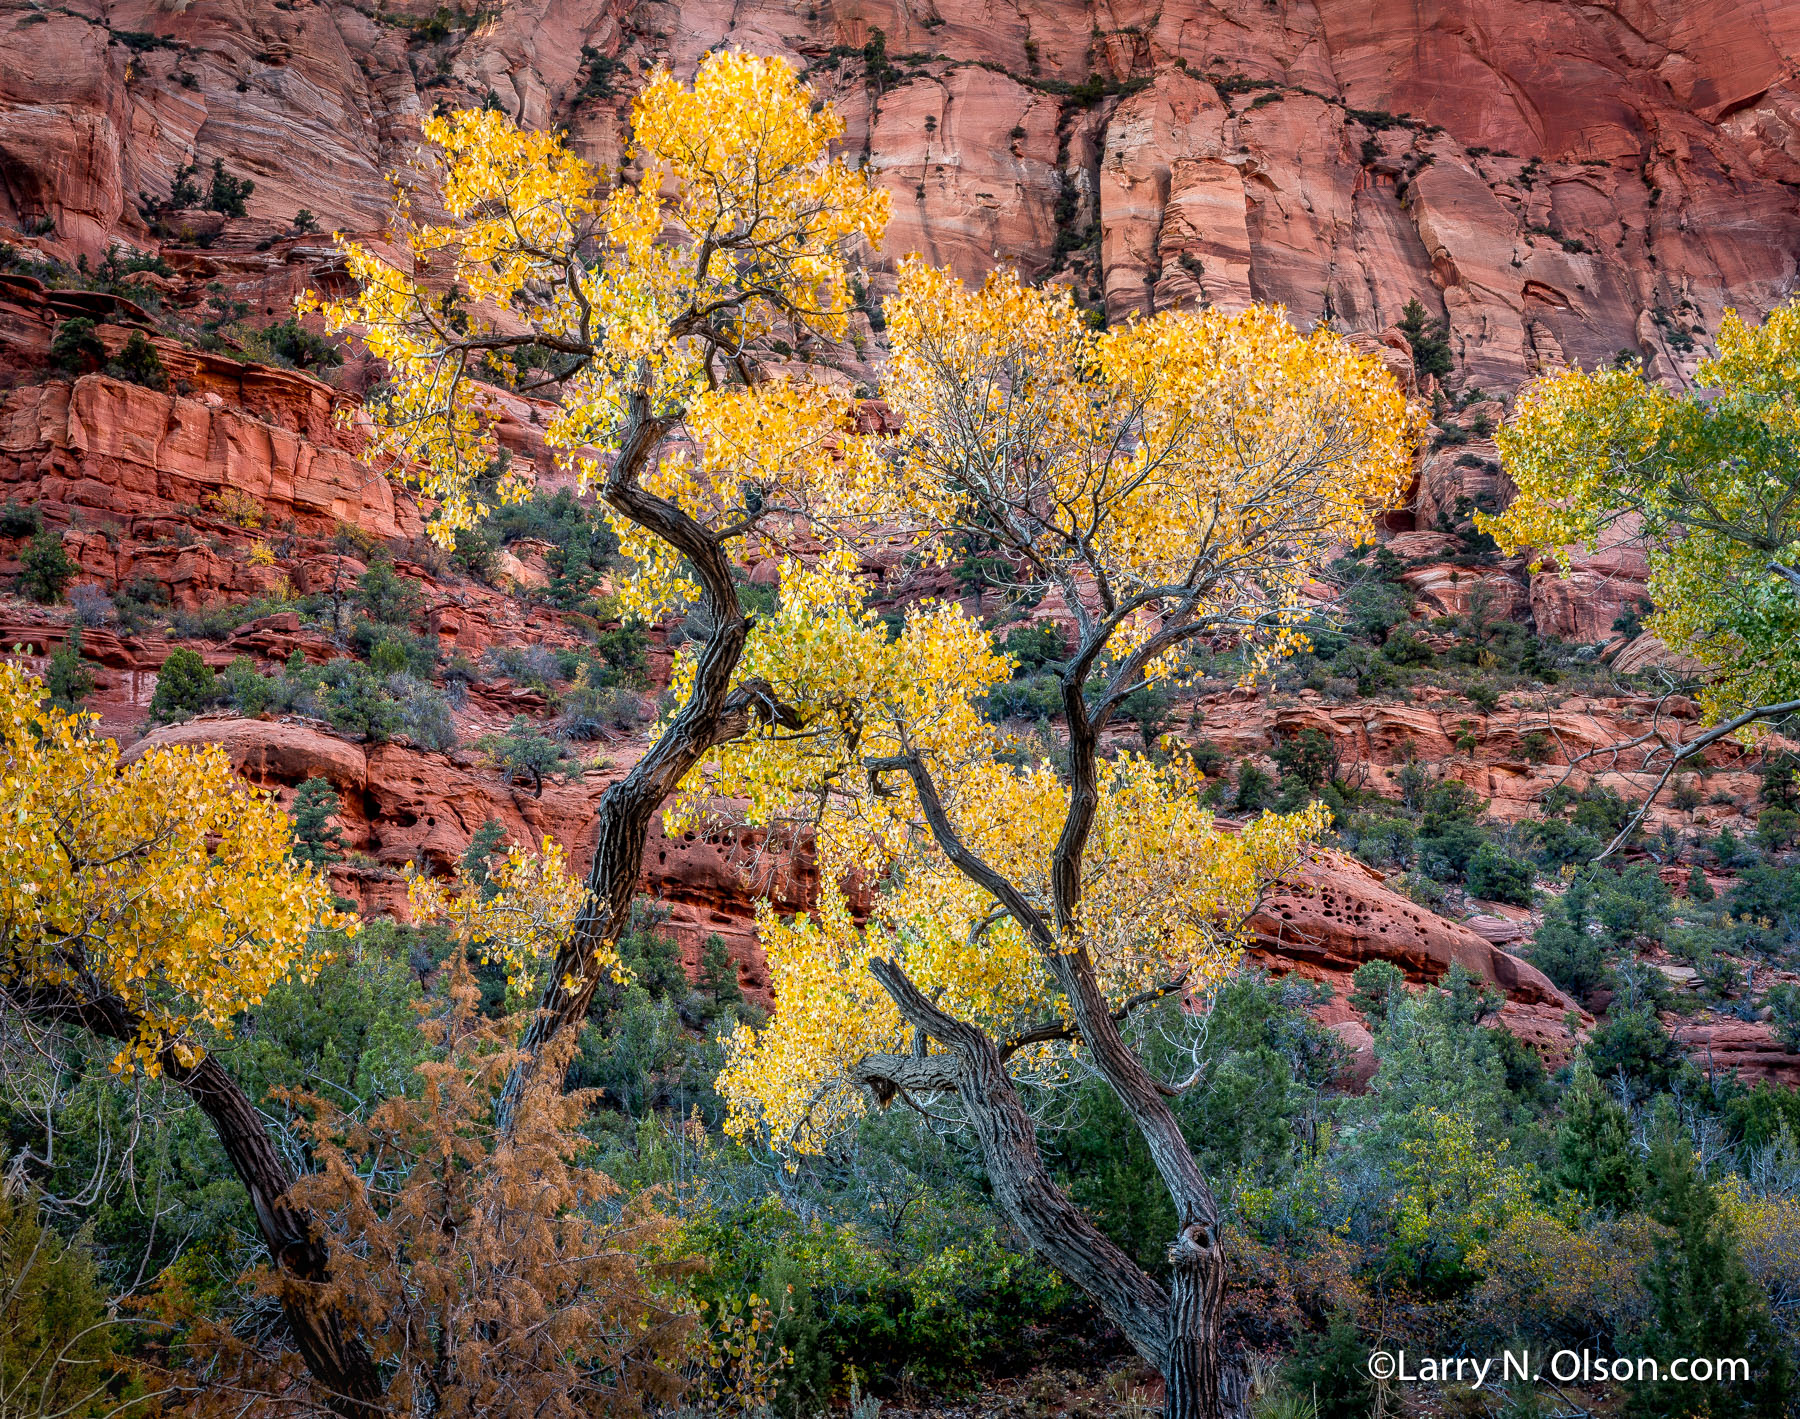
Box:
<box><xmin>186</xmin><ymin>962</ymin><xmax>698</xmax><ymax>1419</ymax></box>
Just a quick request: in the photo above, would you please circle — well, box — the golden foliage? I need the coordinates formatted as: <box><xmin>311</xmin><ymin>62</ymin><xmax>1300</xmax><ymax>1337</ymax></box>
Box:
<box><xmin>408</xmin><ymin>834</ymin><xmax>610</xmax><ymax>1005</ymax></box>
<box><xmin>877</xmin><ymin>261</ymin><xmax>1419</xmax><ymax>669</ymax></box>
<box><xmin>693</xmin><ymin>264</ymin><xmax>1412</xmax><ymax>1154</ymax></box>
<box><xmin>0</xmin><ymin>662</ymin><xmax>347</xmax><ymax>1073</ymax></box>
<box><xmin>305</xmin><ymin>52</ymin><xmax>887</xmax><ymax>553</ymax></box>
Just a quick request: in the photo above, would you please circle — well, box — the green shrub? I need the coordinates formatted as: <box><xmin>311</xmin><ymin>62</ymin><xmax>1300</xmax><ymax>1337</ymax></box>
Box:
<box><xmin>1273</xmin><ymin>728</ymin><xmax>1335</xmax><ymax>789</ymax></box>
<box><xmin>0</xmin><ymin>1187</ymin><xmax>126</xmax><ymax>1419</ymax></box>
<box><xmin>1625</xmin><ymin>1100</ymin><xmax>1790</xmax><ymax>1416</ymax></box>
<box><xmin>150</xmin><ymin>647</ymin><xmax>219</xmax><ymax>721</ymax></box>
<box><xmin>18</xmin><ymin>530</ymin><xmax>78</xmax><ymax>603</ymax></box>
<box><xmin>1555</xmin><ymin>1062</ymin><xmax>1640</xmax><ymax>1211</ymax></box>
<box><xmin>1765</xmin><ymin>983</ymin><xmax>1800</xmax><ymax>1054</ymax></box>
<box><xmin>107</xmin><ymin>331</ymin><xmax>167</xmax><ymax>390</ymax></box>
<box><xmin>50</xmin><ymin>316</ymin><xmax>105</xmax><ymax>373</ymax></box>
<box><xmin>1465</xmin><ymin>842</ymin><xmax>1533</xmax><ymax>904</ymax></box>
<box><xmin>222</xmin><ymin>654</ymin><xmax>273</xmax><ymax>716</ymax></box>
<box><xmin>205</xmin><ymin>157</ymin><xmax>254</xmax><ymax>217</ymax></box>
<box><xmin>478</xmin><ymin>715</ymin><xmax>580</xmax><ymax>796</ymax></box>
<box><xmin>1349</xmin><ymin>959</ymin><xmax>1406</xmax><ymax>1017</ymax></box>
<box><xmin>0</xmin><ymin>501</ymin><xmax>42</xmax><ymax>538</ymax></box>
<box><xmin>321</xmin><ymin>659</ymin><xmax>401</xmax><ymax>742</ymax></box>
<box><xmin>289</xmin><ymin>776</ymin><xmax>346</xmax><ymax>868</ymax></box>
<box><xmin>684</xmin><ymin>1194</ymin><xmax>1073</xmax><ymax>1413</ymax></box>
<box><xmin>354</xmin><ymin>556</ymin><xmax>423</xmax><ymax>625</ymax></box>
<box><xmin>1282</xmin><ymin>1310</ymin><xmax>1373</xmax><ymax>1419</ymax></box>
<box><xmin>1235</xmin><ymin>761</ymin><xmax>1274</xmax><ymax>812</ymax></box>
<box><xmin>44</xmin><ymin>633</ymin><xmax>95</xmax><ymax>710</ymax></box>
<box><xmin>1584</xmin><ymin>1004</ymin><xmax>1683</xmax><ymax>1096</ymax></box>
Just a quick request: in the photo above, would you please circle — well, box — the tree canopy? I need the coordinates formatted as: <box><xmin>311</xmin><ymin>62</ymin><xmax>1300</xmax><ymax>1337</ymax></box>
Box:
<box><xmin>0</xmin><ymin>661</ymin><xmax>346</xmax><ymax>1073</ymax></box>
<box><xmin>1481</xmin><ymin>299</ymin><xmax>1800</xmax><ymax>724</ymax></box>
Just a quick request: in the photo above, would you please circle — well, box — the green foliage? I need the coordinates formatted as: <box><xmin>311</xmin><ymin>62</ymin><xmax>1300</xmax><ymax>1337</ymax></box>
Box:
<box><xmin>289</xmin><ymin>776</ymin><xmax>346</xmax><ymax>868</ymax></box>
<box><xmin>1415</xmin><ymin>780</ymin><xmax>1488</xmax><ymax>881</ymax></box>
<box><xmin>1555</xmin><ymin>1062</ymin><xmax>1641</xmax><ymax>1211</ymax></box>
<box><xmin>320</xmin><ymin>659</ymin><xmax>402</xmax><ymax>741</ymax></box>
<box><xmin>478</xmin><ymin>715</ymin><xmax>581</xmax><ymax>796</ymax></box>
<box><xmin>999</xmin><ymin>623</ymin><xmax>1067</xmax><ymax>673</ymax></box>
<box><xmin>44</xmin><ymin>631</ymin><xmax>94</xmax><ymax>711</ymax></box>
<box><xmin>1764</xmin><ymin>983</ymin><xmax>1800</xmax><ymax>1053</ymax></box>
<box><xmin>1528</xmin><ymin>877</ymin><xmax>1611</xmax><ymax>999</ymax></box>
<box><xmin>1051</xmin><ymin>979</ymin><xmax>1341</xmax><ymax>1262</ymax></box>
<box><xmin>1626</xmin><ymin>1100</ymin><xmax>1789</xmax><ymax>1417</ymax></box>
<box><xmin>256</xmin><ymin>315</ymin><xmax>342</xmax><ymax>370</ymax></box>
<box><xmin>1281</xmin><ymin>1311</ymin><xmax>1373</xmax><ymax>1419</ymax></box>
<box><xmin>1399</xmin><ymin>297</ymin><xmax>1454</xmax><ymax>379</ymax></box>
<box><xmin>109</xmin><ymin>331</ymin><xmax>167</xmax><ymax>390</ymax></box>
<box><xmin>1465</xmin><ymin>841</ymin><xmax>1533</xmax><ymax>904</ymax></box>
<box><xmin>1235</xmin><ymin>761</ymin><xmax>1274</xmax><ymax>812</ymax></box>
<box><xmin>0</xmin><ymin>501</ymin><xmax>43</xmax><ymax>538</ymax></box>
<box><xmin>1585</xmin><ymin>1004</ymin><xmax>1684</xmax><ymax>1099</ymax></box>
<box><xmin>354</xmin><ymin>556</ymin><xmax>423</xmax><ymax>626</ymax></box>
<box><xmin>1273</xmin><ymin>728</ymin><xmax>1335</xmax><ymax>790</ymax></box>
<box><xmin>1349</xmin><ymin>959</ymin><xmax>1405</xmax><ymax>1017</ymax></box>
<box><xmin>685</xmin><ymin>1192</ymin><xmax>1073</xmax><ymax>1413</ymax></box>
<box><xmin>0</xmin><ymin>1186</ymin><xmax>127</xmax><ymax>1419</ymax></box>
<box><xmin>149</xmin><ymin>646</ymin><xmax>219</xmax><ymax>721</ymax></box>
<box><xmin>205</xmin><ymin>157</ymin><xmax>255</xmax><ymax>217</ymax></box>
<box><xmin>18</xmin><ymin>530</ymin><xmax>78</xmax><ymax>604</ymax></box>
<box><xmin>50</xmin><ymin>316</ymin><xmax>105</xmax><ymax>373</ymax></box>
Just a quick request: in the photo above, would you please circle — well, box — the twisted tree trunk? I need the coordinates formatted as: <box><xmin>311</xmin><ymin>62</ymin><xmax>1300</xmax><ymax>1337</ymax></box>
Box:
<box><xmin>864</xmin><ymin>961</ymin><xmax>1243</xmax><ymax>1419</ymax></box>
<box><xmin>11</xmin><ymin>986</ymin><xmax>386</xmax><ymax>1419</ymax></box>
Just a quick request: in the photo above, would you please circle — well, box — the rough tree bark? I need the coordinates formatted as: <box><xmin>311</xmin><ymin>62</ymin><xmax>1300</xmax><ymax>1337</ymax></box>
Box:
<box><xmin>858</xmin><ymin>591</ymin><xmax>1246</xmax><ymax>1419</ymax></box>
<box><xmin>11</xmin><ymin>985</ymin><xmax>386</xmax><ymax>1419</ymax></box>
<box><xmin>503</xmin><ymin>397</ymin><xmax>792</xmax><ymax>1119</ymax></box>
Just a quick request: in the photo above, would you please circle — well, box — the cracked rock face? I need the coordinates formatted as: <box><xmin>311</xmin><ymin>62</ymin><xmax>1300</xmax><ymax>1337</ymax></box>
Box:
<box><xmin>3</xmin><ymin>0</ymin><xmax>1799</xmax><ymax>391</ymax></box>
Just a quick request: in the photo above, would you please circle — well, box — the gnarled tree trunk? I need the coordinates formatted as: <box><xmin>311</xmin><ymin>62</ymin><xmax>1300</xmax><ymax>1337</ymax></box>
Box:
<box><xmin>11</xmin><ymin>986</ymin><xmax>386</xmax><ymax>1419</ymax></box>
<box><xmin>864</xmin><ymin>961</ymin><xmax>1244</xmax><ymax>1419</ymax></box>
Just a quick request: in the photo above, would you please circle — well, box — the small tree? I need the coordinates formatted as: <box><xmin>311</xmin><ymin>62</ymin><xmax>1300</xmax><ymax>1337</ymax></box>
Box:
<box><xmin>50</xmin><ymin>316</ymin><xmax>105</xmax><ymax>373</ymax></box>
<box><xmin>1398</xmin><ymin>297</ymin><xmax>1453</xmax><ymax>379</ymax></box>
<box><xmin>1554</xmin><ymin>1061</ymin><xmax>1640</xmax><ymax>1211</ymax></box>
<box><xmin>1627</xmin><ymin>1100</ymin><xmax>1788</xmax><ymax>1417</ymax></box>
<box><xmin>19</xmin><ymin>529</ymin><xmax>78</xmax><ymax>603</ymax></box>
<box><xmin>149</xmin><ymin>647</ymin><xmax>218</xmax><ymax>722</ymax></box>
<box><xmin>354</xmin><ymin>556</ymin><xmax>423</xmax><ymax>625</ymax></box>
<box><xmin>44</xmin><ymin>630</ymin><xmax>95</xmax><ymax>710</ymax></box>
<box><xmin>290</xmin><ymin>776</ymin><xmax>347</xmax><ymax>868</ymax></box>
<box><xmin>108</xmin><ymin>331</ymin><xmax>168</xmax><ymax>390</ymax></box>
<box><xmin>205</xmin><ymin>157</ymin><xmax>255</xmax><ymax>217</ymax></box>
<box><xmin>480</xmin><ymin>715</ymin><xmax>581</xmax><ymax>797</ymax></box>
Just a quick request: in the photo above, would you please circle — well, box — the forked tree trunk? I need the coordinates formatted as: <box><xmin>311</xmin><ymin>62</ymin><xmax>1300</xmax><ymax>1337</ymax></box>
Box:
<box><xmin>865</xmin><ymin>961</ymin><xmax>1240</xmax><ymax>1419</ymax></box>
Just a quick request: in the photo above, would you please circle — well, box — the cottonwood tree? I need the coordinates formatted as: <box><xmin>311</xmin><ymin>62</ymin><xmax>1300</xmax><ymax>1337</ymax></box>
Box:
<box><xmin>310</xmin><ymin>52</ymin><xmax>888</xmax><ymax>1104</ymax></box>
<box><xmin>1481</xmin><ymin>300</ymin><xmax>1800</xmax><ymax>854</ymax></box>
<box><xmin>0</xmin><ymin>661</ymin><xmax>376</xmax><ymax>1408</ymax></box>
<box><xmin>2</xmin><ymin>54</ymin><xmax>887</xmax><ymax>1415</ymax></box>
<box><xmin>684</xmin><ymin>263</ymin><xmax>1419</xmax><ymax>1417</ymax></box>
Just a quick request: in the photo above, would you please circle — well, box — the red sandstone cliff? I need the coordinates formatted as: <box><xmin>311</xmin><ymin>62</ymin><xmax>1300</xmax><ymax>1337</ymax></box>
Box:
<box><xmin>2</xmin><ymin>0</ymin><xmax>1798</xmax><ymax>394</ymax></box>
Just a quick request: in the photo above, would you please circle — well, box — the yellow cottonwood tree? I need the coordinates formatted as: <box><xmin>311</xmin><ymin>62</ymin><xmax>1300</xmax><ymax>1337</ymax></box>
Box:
<box><xmin>310</xmin><ymin>51</ymin><xmax>889</xmax><ymax>1095</ymax></box>
<box><xmin>676</xmin><ymin>265</ymin><xmax>1418</xmax><ymax>1419</ymax></box>
<box><xmin>0</xmin><ymin>662</ymin><xmax>377</xmax><ymax>1412</ymax></box>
